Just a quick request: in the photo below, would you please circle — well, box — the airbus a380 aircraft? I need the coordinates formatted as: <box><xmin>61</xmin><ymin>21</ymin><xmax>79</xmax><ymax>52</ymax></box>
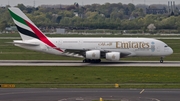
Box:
<box><xmin>8</xmin><ymin>7</ymin><xmax>173</xmax><ymax>63</ymax></box>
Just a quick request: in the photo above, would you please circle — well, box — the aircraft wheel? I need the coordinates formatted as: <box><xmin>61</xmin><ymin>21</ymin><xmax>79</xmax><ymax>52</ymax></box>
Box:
<box><xmin>160</xmin><ymin>57</ymin><xmax>164</xmax><ymax>63</ymax></box>
<box><xmin>83</xmin><ymin>59</ymin><xmax>101</xmax><ymax>63</ymax></box>
<box><xmin>97</xmin><ymin>59</ymin><xmax>101</xmax><ymax>63</ymax></box>
<box><xmin>91</xmin><ymin>59</ymin><xmax>95</xmax><ymax>63</ymax></box>
<box><xmin>93</xmin><ymin>59</ymin><xmax>101</xmax><ymax>63</ymax></box>
<box><xmin>83</xmin><ymin>59</ymin><xmax>91</xmax><ymax>63</ymax></box>
<box><xmin>83</xmin><ymin>59</ymin><xmax>86</xmax><ymax>63</ymax></box>
<box><xmin>87</xmin><ymin>59</ymin><xmax>91</xmax><ymax>63</ymax></box>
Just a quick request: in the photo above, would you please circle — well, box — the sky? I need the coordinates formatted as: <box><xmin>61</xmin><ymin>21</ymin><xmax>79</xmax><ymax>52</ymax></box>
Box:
<box><xmin>0</xmin><ymin>0</ymin><xmax>180</xmax><ymax>7</ymax></box>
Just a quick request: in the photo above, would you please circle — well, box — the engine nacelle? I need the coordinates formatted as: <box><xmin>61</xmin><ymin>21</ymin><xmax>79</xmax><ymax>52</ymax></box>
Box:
<box><xmin>86</xmin><ymin>50</ymin><xmax>100</xmax><ymax>59</ymax></box>
<box><xmin>106</xmin><ymin>52</ymin><xmax>120</xmax><ymax>61</ymax></box>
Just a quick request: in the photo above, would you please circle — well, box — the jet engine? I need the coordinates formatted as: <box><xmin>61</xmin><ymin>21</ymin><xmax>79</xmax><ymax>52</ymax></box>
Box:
<box><xmin>106</xmin><ymin>52</ymin><xmax>120</xmax><ymax>61</ymax></box>
<box><xmin>85</xmin><ymin>50</ymin><xmax>100</xmax><ymax>59</ymax></box>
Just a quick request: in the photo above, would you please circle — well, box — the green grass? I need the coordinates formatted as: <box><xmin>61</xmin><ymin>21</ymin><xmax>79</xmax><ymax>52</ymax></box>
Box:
<box><xmin>0</xmin><ymin>66</ymin><xmax>180</xmax><ymax>88</ymax></box>
<box><xmin>0</xmin><ymin>33</ymin><xmax>20</xmax><ymax>37</ymax></box>
<box><xmin>0</xmin><ymin>34</ymin><xmax>179</xmax><ymax>89</ymax></box>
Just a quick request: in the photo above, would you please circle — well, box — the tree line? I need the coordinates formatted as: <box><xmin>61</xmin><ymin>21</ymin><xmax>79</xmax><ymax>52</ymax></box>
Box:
<box><xmin>0</xmin><ymin>3</ymin><xmax>180</xmax><ymax>33</ymax></box>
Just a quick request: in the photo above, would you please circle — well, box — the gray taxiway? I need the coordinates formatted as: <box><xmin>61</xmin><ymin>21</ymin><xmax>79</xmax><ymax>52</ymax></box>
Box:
<box><xmin>0</xmin><ymin>88</ymin><xmax>180</xmax><ymax>101</ymax></box>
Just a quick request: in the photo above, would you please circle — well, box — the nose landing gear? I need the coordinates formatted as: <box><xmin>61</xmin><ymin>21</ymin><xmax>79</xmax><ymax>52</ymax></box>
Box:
<box><xmin>160</xmin><ymin>57</ymin><xmax>164</xmax><ymax>63</ymax></box>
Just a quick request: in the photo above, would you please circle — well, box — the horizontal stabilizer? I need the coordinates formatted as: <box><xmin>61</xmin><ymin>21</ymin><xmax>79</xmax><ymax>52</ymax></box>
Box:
<box><xmin>6</xmin><ymin>41</ymin><xmax>39</xmax><ymax>46</ymax></box>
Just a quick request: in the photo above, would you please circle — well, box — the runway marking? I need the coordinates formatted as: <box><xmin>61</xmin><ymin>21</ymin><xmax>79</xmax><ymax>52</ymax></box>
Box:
<box><xmin>140</xmin><ymin>89</ymin><xmax>145</xmax><ymax>94</ymax></box>
<box><xmin>152</xmin><ymin>98</ymin><xmax>161</xmax><ymax>101</ymax></box>
<box><xmin>75</xmin><ymin>97</ymin><xmax>84</xmax><ymax>100</ymax></box>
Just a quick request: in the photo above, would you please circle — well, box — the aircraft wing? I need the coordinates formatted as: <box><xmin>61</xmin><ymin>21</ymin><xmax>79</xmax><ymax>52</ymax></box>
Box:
<box><xmin>64</xmin><ymin>49</ymin><xmax>131</xmax><ymax>58</ymax></box>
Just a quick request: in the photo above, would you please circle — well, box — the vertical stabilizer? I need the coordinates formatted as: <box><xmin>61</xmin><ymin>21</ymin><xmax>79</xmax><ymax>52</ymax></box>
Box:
<box><xmin>8</xmin><ymin>7</ymin><xmax>63</xmax><ymax>52</ymax></box>
<box><xmin>8</xmin><ymin>7</ymin><xmax>47</xmax><ymax>41</ymax></box>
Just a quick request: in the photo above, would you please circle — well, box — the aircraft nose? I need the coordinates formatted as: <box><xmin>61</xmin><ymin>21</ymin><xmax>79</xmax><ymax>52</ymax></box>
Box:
<box><xmin>169</xmin><ymin>47</ymin><xmax>173</xmax><ymax>55</ymax></box>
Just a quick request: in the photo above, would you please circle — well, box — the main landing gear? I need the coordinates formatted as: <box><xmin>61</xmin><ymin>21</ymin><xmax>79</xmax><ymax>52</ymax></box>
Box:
<box><xmin>160</xmin><ymin>57</ymin><xmax>164</xmax><ymax>63</ymax></box>
<box><xmin>83</xmin><ymin>59</ymin><xmax>101</xmax><ymax>63</ymax></box>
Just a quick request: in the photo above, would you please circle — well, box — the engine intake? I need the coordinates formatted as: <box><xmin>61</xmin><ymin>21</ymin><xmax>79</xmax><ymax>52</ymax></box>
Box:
<box><xmin>106</xmin><ymin>52</ymin><xmax>120</xmax><ymax>61</ymax></box>
<box><xmin>86</xmin><ymin>50</ymin><xmax>100</xmax><ymax>59</ymax></box>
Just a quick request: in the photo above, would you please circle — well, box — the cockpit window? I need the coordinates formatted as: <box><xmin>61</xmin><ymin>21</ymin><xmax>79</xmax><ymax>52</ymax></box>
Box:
<box><xmin>164</xmin><ymin>45</ymin><xmax>168</xmax><ymax>47</ymax></box>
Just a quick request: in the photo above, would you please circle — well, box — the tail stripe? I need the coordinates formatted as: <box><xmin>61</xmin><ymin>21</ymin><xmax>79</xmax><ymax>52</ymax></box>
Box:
<box><xmin>13</xmin><ymin>18</ymin><xmax>33</xmax><ymax>33</ymax></box>
<box><xmin>25</xmin><ymin>20</ymin><xmax>63</xmax><ymax>52</ymax></box>
<box><xmin>9</xmin><ymin>9</ymin><xmax>28</xmax><ymax>27</ymax></box>
<box><xmin>16</xmin><ymin>25</ymin><xmax>39</xmax><ymax>39</ymax></box>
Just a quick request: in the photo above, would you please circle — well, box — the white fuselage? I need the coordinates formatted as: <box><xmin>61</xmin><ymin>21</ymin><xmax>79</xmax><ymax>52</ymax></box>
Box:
<box><xmin>15</xmin><ymin>37</ymin><xmax>173</xmax><ymax>59</ymax></box>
